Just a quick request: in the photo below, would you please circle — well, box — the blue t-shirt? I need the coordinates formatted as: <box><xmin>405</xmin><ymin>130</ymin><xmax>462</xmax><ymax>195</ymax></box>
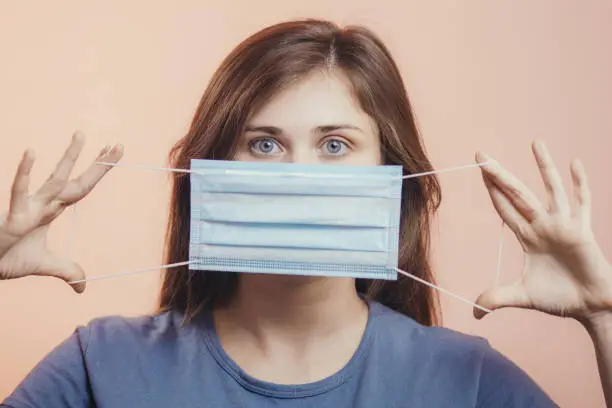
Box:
<box><xmin>2</xmin><ymin>300</ymin><xmax>558</xmax><ymax>407</ymax></box>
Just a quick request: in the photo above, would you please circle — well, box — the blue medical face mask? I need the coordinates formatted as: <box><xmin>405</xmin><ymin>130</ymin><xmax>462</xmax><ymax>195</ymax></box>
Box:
<box><xmin>188</xmin><ymin>159</ymin><xmax>403</xmax><ymax>280</ymax></box>
<box><xmin>66</xmin><ymin>156</ymin><xmax>489</xmax><ymax>311</ymax></box>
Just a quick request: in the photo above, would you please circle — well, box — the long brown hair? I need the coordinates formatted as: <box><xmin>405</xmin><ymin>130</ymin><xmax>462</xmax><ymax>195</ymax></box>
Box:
<box><xmin>159</xmin><ymin>19</ymin><xmax>442</xmax><ymax>326</ymax></box>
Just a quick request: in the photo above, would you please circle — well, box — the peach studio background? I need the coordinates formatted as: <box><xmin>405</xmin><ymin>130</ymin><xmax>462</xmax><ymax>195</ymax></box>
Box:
<box><xmin>1</xmin><ymin>1</ymin><xmax>611</xmax><ymax>407</ymax></box>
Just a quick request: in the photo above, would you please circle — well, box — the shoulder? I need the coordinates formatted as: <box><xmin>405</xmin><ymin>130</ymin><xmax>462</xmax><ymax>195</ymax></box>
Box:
<box><xmin>367</xmin><ymin>301</ymin><xmax>557</xmax><ymax>407</ymax></box>
<box><xmin>1</xmin><ymin>311</ymin><xmax>192</xmax><ymax>408</ymax></box>
<box><xmin>76</xmin><ymin>310</ymin><xmax>209</xmax><ymax>390</ymax></box>
<box><xmin>368</xmin><ymin>300</ymin><xmax>490</xmax><ymax>363</ymax></box>
<box><xmin>74</xmin><ymin>309</ymin><xmax>199</xmax><ymax>358</ymax></box>
<box><xmin>79</xmin><ymin>310</ymin><xmax>184</xmax><ymax>341</ymax></box>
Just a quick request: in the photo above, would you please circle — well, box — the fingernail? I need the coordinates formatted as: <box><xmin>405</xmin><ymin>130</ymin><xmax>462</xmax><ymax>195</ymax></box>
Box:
<box><xmin>73</xmin><ymin>131</ymin><xmax>85</xmax><ymax>141</ymax></box>
<box><xmin>573</xmin><ymin>158</ymin><xmax>584</xmax><ymax>171</ymax></box>
<box><xmin>99</xmin><ymin>145</ymin><xmax>111</xmax><ymax>158</ymax></box>
<box><xmin>476</xmin><ymin>151</ymin><xmax>491</xmax><ymax>164</ymax></box>
<box><xmin>535</xmin><ymin>140</ymin><xmax>547</xmax><ymax>152</ymax></box>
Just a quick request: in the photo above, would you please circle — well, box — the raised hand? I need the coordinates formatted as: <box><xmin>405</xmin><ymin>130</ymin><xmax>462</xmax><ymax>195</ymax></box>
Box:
<box><xmin>0</xmin><ymin>132</ymin><xmax>123</xmax><ymax>293</ymax></box>
<box><xmin>474</xmin><ymin>141</ymin><xmax>612</xmax><ymax>320</ymax></box>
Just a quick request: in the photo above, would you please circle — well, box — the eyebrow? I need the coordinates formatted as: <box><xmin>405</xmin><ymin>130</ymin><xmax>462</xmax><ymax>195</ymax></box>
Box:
<box><xmin>244</xmin><ymin>124</ymin><xmax>364</xmax><ymax>134</ymax></box>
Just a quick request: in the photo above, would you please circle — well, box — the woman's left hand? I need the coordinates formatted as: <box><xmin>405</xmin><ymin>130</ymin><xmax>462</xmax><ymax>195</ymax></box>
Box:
<box><xmin>474</xmin><ymin>141</ymin><xmax>612</xmax><ymax>322</ymax></box>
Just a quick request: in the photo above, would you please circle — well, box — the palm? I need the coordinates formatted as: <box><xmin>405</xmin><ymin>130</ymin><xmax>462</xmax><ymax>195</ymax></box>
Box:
<box><xmin>475</xmin><ymin>142</ymin><xmax>612</xmax><ymax>320</ymax></box>
<box><xmin>0</xmin><ymin>133</ymin><xmax>123</xmax><ymax>292</ymax></box>
<box><xmin>521</xmin><ymin>249</ymin><xmax>600</xmax><ymax>318</ymax></box>
<box><xmin>0</xmin><ymin>225</ymin><xmax>56</xmax><ymax>279</ymax></box>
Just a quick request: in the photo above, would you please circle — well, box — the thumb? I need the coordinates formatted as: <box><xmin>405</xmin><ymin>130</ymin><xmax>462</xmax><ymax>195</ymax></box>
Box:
<box><xmin>474</xmin><ymin>282</ymin><xmax>532</xmax><ymax>319</ymax></box>
<box><xmin>35</xmin><ymin>255</ymin><xmax>87</xmax><ymax>294</ymax></box>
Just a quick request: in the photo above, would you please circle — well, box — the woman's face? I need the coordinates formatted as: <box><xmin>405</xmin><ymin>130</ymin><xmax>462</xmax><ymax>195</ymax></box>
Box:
<box><xmin>235</xmin><ymin>70</ymin><xmax>382</xmax><ymax>166</ymax></box>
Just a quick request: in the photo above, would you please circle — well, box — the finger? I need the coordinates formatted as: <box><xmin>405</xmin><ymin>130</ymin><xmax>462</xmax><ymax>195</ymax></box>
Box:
<box><xmin>476</xmin><ymin>151</ymin><xmax>545</xmax><ymax>222</ymax></box>
<box><xmin>570</xmin><ymin>158</ymin><xmax>591</xmax><ymax>224</ymax></box>
<box><xmin>532</xmin><ymin>141</ymin><xmax>570</xmax><ymax>215</ymax></box>
<box><xmin>35</xmin><ymin>254</ymin><xmax>86</xmax><ymax>293</ymax></box>
<box><xmin>35</xmin><ymin>132</ymin><xmax>86</xmax><ymax>203</ymax></box>
<box><xmin>474</xmin><ymin>282</ymin><xmax>532</xmax><ymax>319</ymax></box>
<box><xmin>9</xmin><ymin>149</ymin><xmax>35</xmax><ymax>216</ymax></box>
<box><xmin>481</xmin><ymin>172</ymin><xmax>529</xmax><ymax>238</ymax></box>
<box><xmin>59</xmin><ymin>144</ymin><xmax>124</xmax><ymax>204</ymax></box>
<box><xmin>39</xmin><ymin>199</ymin><xmax>68</xmax><ymax>226</ymax></box>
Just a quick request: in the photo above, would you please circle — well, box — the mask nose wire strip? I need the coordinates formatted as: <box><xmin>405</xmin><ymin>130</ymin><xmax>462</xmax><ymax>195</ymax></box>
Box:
<box><xmin>393</xmin><ymin>268</ymin><xmax>492</xmax><ymax>313</ymax></box>
<box><xmin>67</xmin><ymin>261</ymin><xmax>195</xmax><ymax>285</ymax></box>
<box><xmin>66</xmin><ymin>204</ymin><xmax>77</xmax><ymax>259</ymax></box>
<box><xmin>95</xmin><ymin>161</ymin><xmax>194</xmax><ymax>174</ymax></box>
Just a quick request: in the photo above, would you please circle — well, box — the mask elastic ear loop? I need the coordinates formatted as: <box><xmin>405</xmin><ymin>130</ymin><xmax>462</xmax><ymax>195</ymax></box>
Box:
<box><xmin>95</xmin><ymin>161</ymin><xmax>193</xmax><ymax>174</ymax></box>
<box><xmin>66</xmin><ymin>204</ymin><xmax>77</xmax><ymax>259</ymax></box>
<box><xmin>64</xmin><ymin>162</ymin><xmax>195</xmax><ymax>285</ymax></box>
<box><xmin>495</xmin><ymin>221</ymin><xmax>505</xmax><ymax>286</ymax></box>
<box><xmin>393</xmin><ymin>267</ymin><xmax>492</xmax><ymax>314</ymax></box>
<box><xmin>67</xmin><ymin>260</ymin><xmax>195</xmax><ymax>285</ymax></box>
<box><xmin>400</xmin><ymin>162</ymin><xmax>489</xmax><ymax>180</ymax></box>
<box><xmin>393</xmin><ymin>219</ymin><xmax>503</xmax><ymax>314</ymax></box>
<box><xmin>66</xmin><ymin>259</ymin><xmax>490</xmax><ymax>314</ymax></box>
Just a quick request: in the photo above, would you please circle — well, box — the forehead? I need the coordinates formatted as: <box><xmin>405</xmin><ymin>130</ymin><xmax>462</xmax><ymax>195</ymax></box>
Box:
<box><xmin>248</xmin><ymin>70</ymin><xmax>376</xmax><ymax>132</ymax></box>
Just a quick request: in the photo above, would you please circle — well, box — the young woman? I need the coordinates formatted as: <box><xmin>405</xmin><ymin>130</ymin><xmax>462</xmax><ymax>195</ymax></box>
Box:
<box><xmin>1</xmin><ymin>19</ymin><xmax>611</xmax><ymax>408</ymax></box>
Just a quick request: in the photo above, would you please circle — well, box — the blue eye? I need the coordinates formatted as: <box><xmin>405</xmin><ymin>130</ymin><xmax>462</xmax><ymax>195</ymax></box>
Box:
<box><xmin>250</xmin><ymin>138</ymin><xmax>281</xmax><ymax>156</ymax></box>
<box><xmin>323</xmin><ymin>139</ymin><xmax>348</xmax><ymax>156</ymax></box>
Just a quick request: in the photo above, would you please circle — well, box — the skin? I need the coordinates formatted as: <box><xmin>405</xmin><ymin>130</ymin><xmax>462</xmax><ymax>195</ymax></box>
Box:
<box><xmin>1</xmin><ymin>69</ymin><xmax>611</xmax><ymax>403</ymax></box>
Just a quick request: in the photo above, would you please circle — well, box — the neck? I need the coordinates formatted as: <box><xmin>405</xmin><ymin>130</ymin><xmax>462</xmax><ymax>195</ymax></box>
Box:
<box><xmin>212</xmin><ymin>274</ymin><xmax>369</xmax><ymax>384</ymax></box>
<box><xmin>215</xmin><ymin>273</ymin><xmax>367</xmax><ymax>342</ymax></box>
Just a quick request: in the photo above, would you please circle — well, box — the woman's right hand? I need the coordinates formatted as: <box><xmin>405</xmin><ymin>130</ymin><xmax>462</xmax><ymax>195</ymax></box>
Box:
<box><xmin>0</xmin><ymin>132</ymin><xmax>123</xmax><ymax>293</ymax></box>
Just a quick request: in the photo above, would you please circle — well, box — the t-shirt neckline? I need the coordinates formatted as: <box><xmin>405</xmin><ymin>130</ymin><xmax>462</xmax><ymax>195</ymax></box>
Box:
<box><xmin>199</xmin><ymin>296</ymin><xmax>381</xmax><ymax>399</ymax></box>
